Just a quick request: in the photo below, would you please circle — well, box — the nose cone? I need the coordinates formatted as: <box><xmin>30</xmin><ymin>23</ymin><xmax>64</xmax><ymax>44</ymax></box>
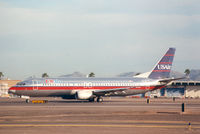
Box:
<box><xmin>8</xmin><ymin>87</ymin><xmax>16</xmax><ymax>94</ymax></box>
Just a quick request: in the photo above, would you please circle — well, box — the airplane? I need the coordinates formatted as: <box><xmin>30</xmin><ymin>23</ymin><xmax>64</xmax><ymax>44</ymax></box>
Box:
<box><xmin>9</xmin><ymin>48</ymin><xmax>182</xmax><ymax>102</ymax></box>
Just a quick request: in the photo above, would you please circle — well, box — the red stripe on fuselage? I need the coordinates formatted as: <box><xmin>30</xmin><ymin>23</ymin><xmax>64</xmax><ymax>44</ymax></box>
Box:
<box><xmin>10</xmin><ymin>86</ymin><xmax>163</xmax><ymax>91</ymax></box>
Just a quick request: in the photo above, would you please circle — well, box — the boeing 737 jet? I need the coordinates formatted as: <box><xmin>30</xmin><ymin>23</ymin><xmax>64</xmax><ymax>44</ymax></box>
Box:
<box><xmin>9</xmin><ymin>48</ymin><xmax>181</xmax><ymax>102</ymax></box>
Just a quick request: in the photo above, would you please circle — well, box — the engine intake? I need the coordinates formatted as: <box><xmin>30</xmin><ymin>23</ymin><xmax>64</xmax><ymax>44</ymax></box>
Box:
<box><xmin>76</xmin><ymin>90</ymin><xmax>93</xmax><ymax>100</ymax></box>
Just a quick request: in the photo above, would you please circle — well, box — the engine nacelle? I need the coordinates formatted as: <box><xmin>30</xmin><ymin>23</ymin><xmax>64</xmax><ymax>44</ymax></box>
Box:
<box><xmin>76</xmin><ymin>90</ymin><xmax>93</xmax><ymax>100</ymax></box>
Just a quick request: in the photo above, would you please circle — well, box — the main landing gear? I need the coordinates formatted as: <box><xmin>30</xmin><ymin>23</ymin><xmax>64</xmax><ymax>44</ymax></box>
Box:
<box><xmin>97</xmin><ymin>97</ymin><xmax>103</xmax><ymax>102</ymax></box>
<box><xmin>89</xmin><ymin>98</ymin><xmax>95</xmax><ymax>102</ymax></box>
<box><xmin>88</xmin><ymin>97</ymin><xmax>103</xmax><ymax>102</ymax></box>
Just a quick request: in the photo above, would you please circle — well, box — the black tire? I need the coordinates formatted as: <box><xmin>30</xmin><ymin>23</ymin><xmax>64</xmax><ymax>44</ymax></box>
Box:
<box><xmin>97</xmin><ymin>97</ymin><xmax>103</xmax><ymax>102</ymax></box>
<box><xmin>26</xmin><ymin>99</ymin><xmax>30</xmax><ymax>103</ymax></box>
<box><xmin>89</xmin><ymin>98</ymin><xmax>95</xmax><ymax>102</ymax></box>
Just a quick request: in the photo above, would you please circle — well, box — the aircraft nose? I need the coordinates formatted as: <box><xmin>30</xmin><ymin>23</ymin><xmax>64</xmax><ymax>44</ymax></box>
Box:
<box><xmin>8</xmin><ymin>87</ymin><xmax>16</xmax><ymax>94</ymax></box>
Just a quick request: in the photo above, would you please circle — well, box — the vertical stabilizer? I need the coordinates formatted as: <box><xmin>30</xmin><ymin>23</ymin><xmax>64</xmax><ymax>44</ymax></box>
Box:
<box><xmin>148</xmin><ymin>48</ymin><xmax>176</xmax><ymax>79</ymax></box>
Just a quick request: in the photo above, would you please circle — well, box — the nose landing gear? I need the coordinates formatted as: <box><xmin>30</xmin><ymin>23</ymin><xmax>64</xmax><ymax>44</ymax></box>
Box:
<box><xmin>26</xmin><ymin>99</ymin><xmax>30</xmax><ymax>103</ymax></box>
<box><xmin>89</xmin><ymin>97</ymin><xmax>95</xmax><ymax>102</ymax></box>
<box><xmin>88</xmin><ymin>97</ymin><xmax>103</xmax><ymax>102</ymax></box>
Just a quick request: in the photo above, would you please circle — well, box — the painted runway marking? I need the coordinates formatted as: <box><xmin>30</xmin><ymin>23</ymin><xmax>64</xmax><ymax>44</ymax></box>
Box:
<box><xmin>1</xmin><ymin>120</ymin><xmax>200</xmax><ymax>129</ymax></box>
<box><xmin>1</xmin><ymin>120</ymin><xmax>200</xmax><ymax>125</ymax></box>
<box><xmin>0</xmin><ymin>124</ymin><xmax>200</xmax><ymax>129</ymax></box>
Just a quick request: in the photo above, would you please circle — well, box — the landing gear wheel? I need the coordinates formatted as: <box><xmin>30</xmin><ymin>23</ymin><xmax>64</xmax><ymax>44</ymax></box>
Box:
<box><xmin>97</xmin><ymin>97</ymin><xmax>103</xmax><ymax>102</ymax></box>
<box><xmin>89</xmin><ymin>98</ymin><xmax>95</xmax><ymax>102</ymax></box>
<box><xmin>26</xmin><ymin>99</ymin><xmax>30</xmax><ymax>103</ymax></box>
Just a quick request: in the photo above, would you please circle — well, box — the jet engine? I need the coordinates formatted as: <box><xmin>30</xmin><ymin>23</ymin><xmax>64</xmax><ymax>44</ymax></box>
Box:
<box><xmin>76</xmin><ymin>90</ymin><xmax>93</xmax><ymax>100</ymax></box>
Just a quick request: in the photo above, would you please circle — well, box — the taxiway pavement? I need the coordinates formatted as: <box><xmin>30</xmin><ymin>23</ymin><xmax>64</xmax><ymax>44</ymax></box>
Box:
<box><xmin>0</xmin><ymin>97</ymin><xmax>200</xmax><ymax>134</ymax></box>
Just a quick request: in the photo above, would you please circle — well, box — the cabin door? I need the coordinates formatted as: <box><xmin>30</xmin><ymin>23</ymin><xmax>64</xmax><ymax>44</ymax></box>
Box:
<box><xmin>32</xmin><ymin>80</ymin><xmax>38</xmax><ymax>90</ymax></box>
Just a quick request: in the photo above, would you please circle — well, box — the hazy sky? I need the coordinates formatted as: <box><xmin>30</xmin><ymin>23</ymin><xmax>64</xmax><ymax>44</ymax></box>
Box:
<box><xmin>0</xmin><ymin>0</ymin><xmax>200</xmax><ymax>79</ymax></box>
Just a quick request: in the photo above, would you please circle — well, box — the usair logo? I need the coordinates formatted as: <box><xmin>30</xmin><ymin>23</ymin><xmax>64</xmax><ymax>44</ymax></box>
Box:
<box><xmin>157</xmin><ymin>65</ymin><xmax>171</xmax><ymax>70</ymax></box>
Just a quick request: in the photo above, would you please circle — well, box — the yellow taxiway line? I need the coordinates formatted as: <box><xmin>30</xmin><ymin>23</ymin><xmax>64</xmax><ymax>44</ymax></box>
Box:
<box><xmin>0</xmin><ymin>124</ymin><xmax>200</xmax><ymax>129</ymax></box>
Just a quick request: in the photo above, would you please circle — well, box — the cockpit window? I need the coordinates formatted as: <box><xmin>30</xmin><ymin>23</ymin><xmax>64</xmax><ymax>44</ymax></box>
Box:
<box><xmin>16</xmin><ymin>82</ymin><xmax>26</xmax><ymax>85</ymax></box>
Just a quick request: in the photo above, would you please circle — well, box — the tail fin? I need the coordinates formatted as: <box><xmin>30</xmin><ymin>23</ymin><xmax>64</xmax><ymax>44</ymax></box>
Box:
<box><xmin>148</xmin><ymin>48</ymin><xmax>176</xmax><ymax>79</ymax></box>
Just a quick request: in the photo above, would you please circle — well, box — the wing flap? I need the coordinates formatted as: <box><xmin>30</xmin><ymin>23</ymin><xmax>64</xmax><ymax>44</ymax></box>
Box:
<box><xmin>93</xmin><ymin>88</ymin><xmax>129</xmax><ymax>96</ymax></box>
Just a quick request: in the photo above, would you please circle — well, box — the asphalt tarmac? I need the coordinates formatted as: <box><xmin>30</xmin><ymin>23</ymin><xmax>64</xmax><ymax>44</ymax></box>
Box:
<box><xmin>0</xmin><ymin>97</ymin><xmax>200</xmax><ymax>134</ymax></box>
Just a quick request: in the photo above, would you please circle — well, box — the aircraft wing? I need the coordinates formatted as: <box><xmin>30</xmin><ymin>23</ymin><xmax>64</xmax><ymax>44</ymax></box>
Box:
<box><xmin>159</xmin><ymin>76</ymin><xmax>187</xmax><ymax>83</ymax></box>
<box><xmin>93</xmin><ymin>88</ymin><xmax>129</xmax><ymax>96</ymax></box>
